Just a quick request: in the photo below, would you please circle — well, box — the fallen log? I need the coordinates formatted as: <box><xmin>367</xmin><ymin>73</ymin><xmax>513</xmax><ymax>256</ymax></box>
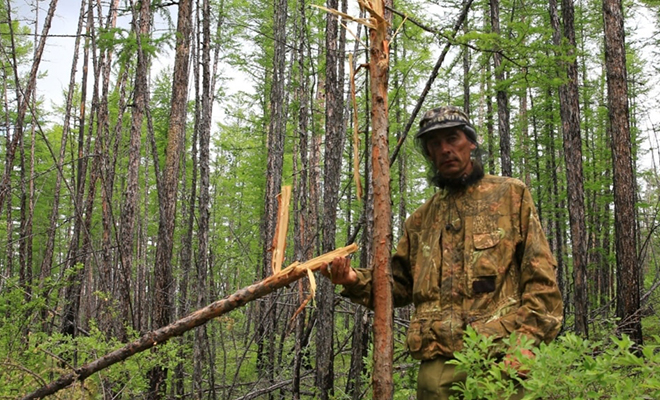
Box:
<box><xmin>22</xmin><ymin>243</ymin><xmax>358</xmax><ymax>399</ymax></box>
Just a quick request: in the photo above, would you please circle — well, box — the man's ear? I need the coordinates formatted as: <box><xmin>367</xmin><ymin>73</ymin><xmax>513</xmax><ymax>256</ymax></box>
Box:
<box><xmin>469</xmin><ymin>141</ymin><xmax>477</xmax><ymax>151</ymax></box>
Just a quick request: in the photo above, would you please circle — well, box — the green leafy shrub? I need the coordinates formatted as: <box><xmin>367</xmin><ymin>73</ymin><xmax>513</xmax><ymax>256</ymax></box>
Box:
<box><xmin>449</xmin><ymin>326</ymin><xmax>660</xmax><ymax>400</ymax></box>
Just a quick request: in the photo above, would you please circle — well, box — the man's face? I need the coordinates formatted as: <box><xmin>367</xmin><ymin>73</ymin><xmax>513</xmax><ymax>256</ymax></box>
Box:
<box><xmin>425</xmin><ymin>128</ymin><xmax>476</xmax><ymax>179</ymax></box>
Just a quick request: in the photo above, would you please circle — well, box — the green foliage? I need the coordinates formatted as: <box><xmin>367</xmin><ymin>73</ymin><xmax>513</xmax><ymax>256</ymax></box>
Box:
<box><xmin>449</xmin><ymin>327</ymin><xmax>660</xmax><ymax>400</ymax></box>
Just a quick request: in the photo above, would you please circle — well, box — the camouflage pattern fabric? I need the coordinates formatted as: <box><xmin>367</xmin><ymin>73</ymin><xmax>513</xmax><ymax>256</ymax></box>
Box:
<box><xmin>341</xmin><ymin>175</ymin><xmax>563</xmax><ymax>360</ymax></box>
<box><xmin>416</xmin><ymin>105</ymin><xmax>477</xmax><ymax>143</ymax></box>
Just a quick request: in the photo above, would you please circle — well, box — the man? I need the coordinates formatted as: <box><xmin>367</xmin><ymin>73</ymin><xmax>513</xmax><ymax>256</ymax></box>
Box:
<box><xmin>321</xmin><ymin>106</ymin><xmax>563</xmax><ymax>399</ymax></box>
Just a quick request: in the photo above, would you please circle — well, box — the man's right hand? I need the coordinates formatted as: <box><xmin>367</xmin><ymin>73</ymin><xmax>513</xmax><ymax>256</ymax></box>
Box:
<box><xmin>320</xmin><ymin>256</ymin><xmax>358</xmax><ymax>286</ymax></box>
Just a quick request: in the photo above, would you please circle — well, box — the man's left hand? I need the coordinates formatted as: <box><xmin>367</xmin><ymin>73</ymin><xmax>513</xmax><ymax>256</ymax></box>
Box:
<box><xmin>503</xmin><ymin>348</ymin><xmax>534</xmax><ymax>378</ymax></box>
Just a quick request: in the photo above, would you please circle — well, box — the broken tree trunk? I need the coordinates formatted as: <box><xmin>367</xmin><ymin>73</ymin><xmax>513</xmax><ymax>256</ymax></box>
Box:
<box><xmin>368</xmin><ymin>0</ymin><xmax>393</xmax><ymax>398</ymax></box>
<box><xmin>22</xmin><ymin>244</ymin><xmax>357</xmax><ymax>400</ymax></box>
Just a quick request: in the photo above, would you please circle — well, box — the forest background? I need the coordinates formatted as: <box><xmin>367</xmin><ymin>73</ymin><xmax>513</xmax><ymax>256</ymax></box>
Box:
<box><xmin>2</xmin><ymin>0</ymin><xmax>660</xmax><ymax>398</ymax></box>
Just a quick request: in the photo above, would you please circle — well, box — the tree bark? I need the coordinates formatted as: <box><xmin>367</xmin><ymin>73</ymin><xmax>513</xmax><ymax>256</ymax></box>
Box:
<box><xmin>192</xmin><ymin>0</ymin><xmax>214</xmax><ymax>395</ymax></box>
<box><xmin>316</xmin><ymin>0</ymin><xmax>345</xmax><ymax>395</ymax></box>
<box><xmin>118</xmin><ymin>0</ymin><xmax>151</xmax><ymax>343</ymax></box>
<box><xmin>60</xmin><ymin>0</ymin><xmax>94</xmax><ymax>340</ymax></box>
<box><xmin>549</xmin><ymin>0</ymin><xmax>589</xmax><ymax>337</ymax></box>
<box><xmin>603</xmin><ymin>0</ymin><xmax>642</xmax><ymax>346</ymax></box>
<box><xmin>369</xmin><ymin>1</ymin><xmax>393</xmax><ymax>398</ymax></box>
<box><xmin>149</xmin><ymin>0</ymin><xmax>192</xmax><ymax>396</ymax></box>
<box><xmin>292</xmin><ymin>0</ymin><xmax>311</xmax><ymax>396</ymax></box>
<box><xmin>489</xmin><ymin>0</ymin><xmax>511</xmax><ymax>176</ymax></box>
<box><xmin>257</xmin><ymin>0</ymin><xmax>288</xmax><ymax>393</ymax></box>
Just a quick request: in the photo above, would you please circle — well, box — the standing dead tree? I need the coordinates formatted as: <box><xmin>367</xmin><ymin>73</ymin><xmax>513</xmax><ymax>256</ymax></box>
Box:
<box><xmin>367</xmin><ymin>0</ymin><xmax>394</xmax><ymax>398</ymax></box>
<box><xmin>21</xmin><ymin>243</ymin><xmax>358</xmax><ymax>399</ymax></box>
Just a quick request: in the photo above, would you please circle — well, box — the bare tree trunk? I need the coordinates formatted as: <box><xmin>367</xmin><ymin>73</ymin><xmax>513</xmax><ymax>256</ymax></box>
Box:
<box><xmin>2</xmin><ymin>73</ymin><xmax>12</xmax><ymax>292</ymax></box>
<box><xmin>149</xmin><ymin>0</ymin><xmax>192</xmax><ymax>396</ymax></box>
<box><xmin>18</xmin><ymin>126</ymin><xmax>30</xmax><ymax>315</ymax></box>
<box><xmin>104</xmin><ymin>66</ymin><xmax>130</xmax><ymax>334</ymax></box>
<box><xmin>256</xmin><ymin>0</ymin><xmax>288</xmax><ymax>394</ymax></box>
<box><xmin>95</xmin><ymin>0</ymin><xmax>121</xmax><ymax>339</ymax></box>
<box><xmin>521</xmin><ymin>84</ymin><xmax>530</xmax><ymax>187</ymax></box>
<box><xmin>369</xmin><ymin>2</ymin><xmax>393</xmax><ymax>398</ymax></box>
<box><xmin>489</xmin><ymin>0</ymin><xmax>511</xmax><ymax>176</ymax></box>
<box><xmin>462</xmin><ymin>0</ymin><xmax>470</xmax><ymax>115</ymax></box>
<box><xmin>292</xmin><ymin>0</ymin><xmax>311</xmax><ymax>396</ymax></box>
<box><xmin>61</xmin><ymin>0</ymin><xmax>94</xmax><ymax>341</ymax></box>
<box><xmin>348</xmin><ymin>49</ymin><xmax>372</xmax><ymax>399</ymax></box>
<box><xmin>118</xmin><ymin>0</ymin><xmax>152</xmax><ymax>342</ymax></box>
<box><xmin>549</xmin><ymin>0</ymin><xmax>588</xmax><ymax>336</ymax></box>
<box><xmin>486</xmin><ymin>61</ymin><xmax>495</xmax><ymax>175</ymax></box>
<box><xmin>193</xmin><ymin>0</ymin><xmax>213</xmax><ymax>395</ymax></box>
<box><xmin>316</xmin><ymin>0</ymin><xmax>345</xmax><ymax>395</ymax></box>
<box><xmin>546</xmin><ymin>90</ymin><xmax>567</xmax><ymax>312</ymax></box>
<box><xmin>603</xmin><ymin>0</ymin><xmax>642</xmax><ymax>346</ymax></box>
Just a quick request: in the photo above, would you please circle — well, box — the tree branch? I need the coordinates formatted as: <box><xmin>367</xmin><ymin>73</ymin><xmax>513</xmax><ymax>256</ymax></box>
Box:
<box><xmin>22</xmin><ymin>244</ymin><xmax>358</xmax><ymax>399</ymax></box>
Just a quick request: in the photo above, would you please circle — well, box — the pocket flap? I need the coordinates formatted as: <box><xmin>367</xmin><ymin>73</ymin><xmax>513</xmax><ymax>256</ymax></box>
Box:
<box><xmin>473</xmin><ymin>232</ymin><xmax>501</xmax><ymax>249</ymax></box>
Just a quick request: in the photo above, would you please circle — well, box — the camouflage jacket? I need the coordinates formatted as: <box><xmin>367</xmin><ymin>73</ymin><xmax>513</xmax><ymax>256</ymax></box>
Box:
<box><xmin>341</xmin><ymin>175</ymin><xmax>563</xmax><ymax>360</ymax></box>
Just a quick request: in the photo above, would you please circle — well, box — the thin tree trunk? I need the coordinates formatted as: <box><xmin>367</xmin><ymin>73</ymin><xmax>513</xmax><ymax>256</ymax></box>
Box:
<box><xmin>486</xmin><ymin>61</ymin><xmax>495</xmax><ymax>174</ymax></box>
<box><xmin>18</xmin><ymin>124</ymin><xmax>30</xmax><ymax>315</ymax></box>
<box><xmin>603</xmin><ymin>0</ymin><xmax>642</xmax><ymax>346</ymax></box>
<box><xmin>547</xmin><ymin>91</ymin><xmax>567</xmax><ymax>311</ymax></box>
<box><xmin>369</xmin><ymin>2</ymin><xmax>393</xmax><ymax>398</ymax></box>
<box><xmin>193</xmin><ymin>0</ymin><xmax>213</xmax><ymax>394</ymax></box>
<box><xmin>348</xmin><ymin>49</ymin><xmax>372</xmax><ymax>399</ymax></box>
<box><xmin>61</xmin><ymin>0</ymin><xmax>94</xmax><ymax>341</ymax></box>
<box><xmin>93</xmin><ymin>0</ymin><xmax>119</xmax><ymax>330</ymax></box>
<box><xmin>490</xmin><ymin>0</ymin><xmax>511</xmax><ymax>176</ymax></box>
<box><xmin>463</xmin><ymin>0</ymin><xmax>470</xmax><ymax>115</ymax></box>
<box><xmin>549</xmin><ymin>0</ymin><xmax>589</xmax><ymax>337</ymax></box>
<box><xmin>256</xmin><ymin>0</ymin><xmax>288</xmax><ymax>394</ymax></box>
<box><xmin>292</xmin><ymin>0</ymin><xmax>311</xmax><ymax>396</ymax></box>
<box><xmin>316</xmin><ymin>0</ymin><xmax>343</xmax><ymax>394</ymax></box>
<box><xmin>149</xmin><ymin>0</ymin><xmax>192</xmax><ymax>396</ymax></box>
<box><xmin>118</xmin><ymin>0</ymin><xmax>151</xmax><ymax>342</ymax></box>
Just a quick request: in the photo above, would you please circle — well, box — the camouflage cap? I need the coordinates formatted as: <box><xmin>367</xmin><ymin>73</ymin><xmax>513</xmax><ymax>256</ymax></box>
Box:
<box><xmin>416</xmin><ymin>105</ymin><xmax>477</xmax><ymax>143</ymax></box>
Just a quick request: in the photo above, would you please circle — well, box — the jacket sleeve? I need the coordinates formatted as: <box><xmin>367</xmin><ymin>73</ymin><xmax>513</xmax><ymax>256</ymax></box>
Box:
<box><xmin>513</xmin><ymin>187</ymin><xmax>564</xmax><ymax>345</ymax></box>
<box><xmin>340</xmin><ymin>226</ymin><xmax>415</xmax><ymax>309</ymax></box>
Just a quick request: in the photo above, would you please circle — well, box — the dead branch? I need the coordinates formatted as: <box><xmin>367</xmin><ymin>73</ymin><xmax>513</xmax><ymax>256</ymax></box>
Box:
<box><xmin>22</xmin><ymin>243</ymin><xmax>358</xmax><ymax>400</ymax></box>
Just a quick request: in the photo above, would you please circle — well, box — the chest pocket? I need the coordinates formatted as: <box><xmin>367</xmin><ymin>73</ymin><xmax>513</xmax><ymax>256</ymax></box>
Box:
<box><xmin>470</xmin><ymin>231</ymin><xmax>503</xmax><ymax>295</ymax></box>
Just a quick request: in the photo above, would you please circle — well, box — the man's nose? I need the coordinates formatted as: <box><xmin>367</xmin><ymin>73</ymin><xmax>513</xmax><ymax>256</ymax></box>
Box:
<box><xmin>439</xmin><ymin>141</ymin><xmax>451</xmax><ymax>153</ymax></box>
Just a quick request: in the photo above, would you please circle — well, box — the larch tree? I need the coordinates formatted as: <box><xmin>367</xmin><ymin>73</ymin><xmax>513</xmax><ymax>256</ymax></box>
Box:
<box><xmin>118</xmin><ymin>0</ymin><xmax>151</xmax><ymax>343</ymax></box>
<box><xmin>292</xmin><ymin>0</ymin><xmax>312</xmax><ymax>396</ymax></box>
<box><xmin>549</xmin><ymin>0</ymin><xmax>589</xmax><ymax>336</ymax></box>
<box><xmin>257</xmin><ymin>0</ymin><xmax>288</xmax><ymax>392</ymax></box>
<box><xmin>603</xmin><ymin>0</ymin><xmax>643</xmax><ymax>346</ymax></box>
<box><xmin>61</xmin><ymin>0</ymin><xmax>94</xmax><ymax>340</ymax></box>
<box><xmin>38</xmin><ymin>0</ymin><xmax>86</xmax><ymax>330</ymax></box>
<box><xmin>193</xmin><ymin>0</ymin><xmax>216</xmax><ymax>394</ymax></box>
<box><xmin>317</xmin><ymin>0</ymin><xmax>346</xmax><ymax>396</ymax></box>
<box><xmin>489</xmin><ymin>0</ymin><xmax>511</xmax><ymax>176</ymax></box>
<box><xmin>149</xmin><ymin>0</ymin><xmax>192</xmax><ymax>396</ymax></box>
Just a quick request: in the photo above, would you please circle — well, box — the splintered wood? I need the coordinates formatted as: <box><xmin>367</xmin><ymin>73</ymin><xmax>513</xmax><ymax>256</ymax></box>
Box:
<box><xmin>271</xmin><ymin>185</ymin><xmax>292</xmax><ymax>274</ymax></box>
